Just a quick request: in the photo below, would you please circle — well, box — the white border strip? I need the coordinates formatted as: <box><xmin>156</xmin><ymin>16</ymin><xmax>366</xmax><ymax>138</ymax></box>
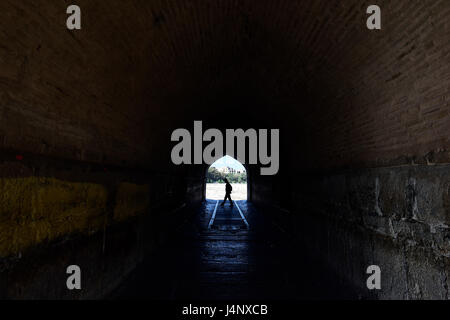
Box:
<box><xmin>234</xmin><ymin>201</ymin><xmax>249</xmax><ymax>229</ymax></box>
<box><xmin>208</xmin><ymin>200</ymin><xmax>219</xmax><ymax>229</ymax></box>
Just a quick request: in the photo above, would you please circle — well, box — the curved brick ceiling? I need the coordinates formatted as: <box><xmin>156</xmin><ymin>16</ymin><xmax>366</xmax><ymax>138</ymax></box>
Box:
<box><xmin>0</xmin><ymin>0</ymin><xmax>449</xmax><ymax>300</ymax></box>
<box><xmin>0</xmin><ymin>0</ymin><xmax>448</xmax><ymax>170</ymax></box>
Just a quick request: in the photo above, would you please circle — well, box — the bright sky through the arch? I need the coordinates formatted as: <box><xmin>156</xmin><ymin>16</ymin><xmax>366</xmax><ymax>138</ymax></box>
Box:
<box><xmin>210</xmin><ymin>155</ymin><xmax>246</xmax><ymax>171</ymax></box>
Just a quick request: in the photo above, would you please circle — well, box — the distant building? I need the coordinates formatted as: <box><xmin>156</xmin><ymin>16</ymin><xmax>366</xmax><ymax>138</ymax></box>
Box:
<box><xmin>217</xmin><ymin>166</ymin><xmax>246</xmax><ymax>174</ymax></box>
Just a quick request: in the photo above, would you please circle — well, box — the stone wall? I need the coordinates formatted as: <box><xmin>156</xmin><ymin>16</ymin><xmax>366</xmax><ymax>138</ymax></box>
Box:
<box><xmin>255</xmin><ymin>164</ymin><xmax>449</xmax><ymax>299</ymax></box>
<box><xmin>0</xmin><ymin>151</ymin><xmax>202</xmax><ymax>299</ymax></box>
<box><xmin>0</xmin><ymin>0</ymin><xmax>448</xmax><ymax>299</ymax></box>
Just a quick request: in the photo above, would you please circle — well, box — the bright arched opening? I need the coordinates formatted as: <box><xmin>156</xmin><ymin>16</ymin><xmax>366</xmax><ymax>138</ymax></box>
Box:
<box><xmin>205</xmin><ymin>156</ymin><xmax>247</xmax><ymax>200</ymax></box>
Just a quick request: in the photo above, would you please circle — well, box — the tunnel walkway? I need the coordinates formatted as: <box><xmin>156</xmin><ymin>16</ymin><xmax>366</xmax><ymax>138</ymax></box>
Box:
<box><xmin>113</xmin><ymin>200</ymin><xmax>358</xmax><ymax>300</ymax></box>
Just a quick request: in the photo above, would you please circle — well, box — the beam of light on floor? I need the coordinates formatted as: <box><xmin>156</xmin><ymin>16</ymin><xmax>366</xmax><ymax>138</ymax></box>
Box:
<box><xmin>208</xmin><ymin>200</ymin><xmax>219</xmax><ymax>229</ymax></box>
<box><xmin>234</xmin><ymin>201</ymin><xmax>249</xmax><ymax>229</ymax></box>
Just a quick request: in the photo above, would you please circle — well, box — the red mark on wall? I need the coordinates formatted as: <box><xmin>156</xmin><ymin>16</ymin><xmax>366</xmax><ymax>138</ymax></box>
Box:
<box><xmin>16</xmin><ymin>155</ymin><xmax>24</xmax><ymax>161</ymax></box>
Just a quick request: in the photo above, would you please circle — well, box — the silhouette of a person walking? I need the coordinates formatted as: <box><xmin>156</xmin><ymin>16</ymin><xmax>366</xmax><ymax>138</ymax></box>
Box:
<box><xmin>221</xmin><ymin>178</ymin><xmax>233</xmax><ymax>207</ymax></box>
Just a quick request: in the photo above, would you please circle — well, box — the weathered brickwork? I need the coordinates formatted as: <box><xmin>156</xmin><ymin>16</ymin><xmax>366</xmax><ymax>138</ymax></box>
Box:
<box><xmin>289</xmin><ymin>165</ymin><xmax>450</xmax><ymax>299</ymax></box>
<box><xmin>0</xmin><ymin>152</ymin><xmax>202</xmax><ymax>298</ymax></box>
<box><xmin>1</xmin><ymin>1</ymin><xmax>448</xmax><ymax>169</ymax></box>
<box><xmin>0</xmin><ymin>0</ymin><xmax>448</xmax><ymax>299</ymax></box>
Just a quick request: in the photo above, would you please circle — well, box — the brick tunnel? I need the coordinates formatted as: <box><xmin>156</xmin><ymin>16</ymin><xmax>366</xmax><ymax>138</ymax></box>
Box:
<box><xmin>0</xmin><ymin>1</ymin><xmax>449</xmax><ymax>300</ymax></box>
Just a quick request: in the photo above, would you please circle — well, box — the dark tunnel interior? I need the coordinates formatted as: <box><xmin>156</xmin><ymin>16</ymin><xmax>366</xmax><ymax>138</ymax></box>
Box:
<box><xmin>0</xmin><ymin>0</ymin><xmax>449</xmax><ymax>301</ymax></box>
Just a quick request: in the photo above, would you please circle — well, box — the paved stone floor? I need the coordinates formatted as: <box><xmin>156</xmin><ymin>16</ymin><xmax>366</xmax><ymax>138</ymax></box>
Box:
<box><xmin>205</xmin><ymin>183</ymin><xmax>247</xmax><ymax>200</ymax></box>
<box><xmin>113</xmin><ymin>200</ymin><xmax>357</xmax><ymax>300</ymax></box>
